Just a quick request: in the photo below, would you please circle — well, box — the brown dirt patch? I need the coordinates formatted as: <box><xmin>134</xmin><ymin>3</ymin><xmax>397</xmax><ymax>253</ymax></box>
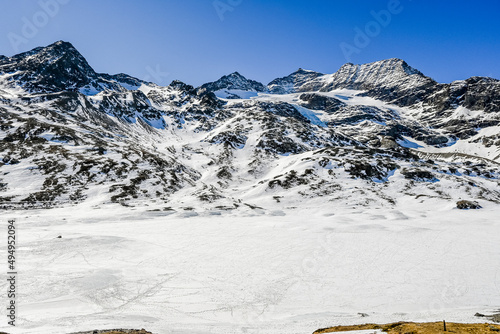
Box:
<box><xmin>314</xmin><ymin>321</ymin><xmax>500</xmax><ymax>334</ymax></box>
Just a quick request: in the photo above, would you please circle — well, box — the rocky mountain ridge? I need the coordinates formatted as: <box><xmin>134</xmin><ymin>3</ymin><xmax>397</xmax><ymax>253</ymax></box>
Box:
<box><xmin>0</xmin><ymin>41</ymin><xmax>499</xmax><ymax>211</ymax></box>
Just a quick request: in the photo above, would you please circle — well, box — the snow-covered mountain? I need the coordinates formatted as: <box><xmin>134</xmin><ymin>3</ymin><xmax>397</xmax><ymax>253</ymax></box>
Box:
<box><xmin>267</xmin><ymin>68</ymin><xmax>324</xmax><ymax>94</ymax></box>
<box><xmin>0</xmin><ymin>41</ymin><xmax>149</xmax><ymax>95</ymax></box>
<box><xmin>1</xmin><ymin>41</ymin><xmax>499</xmax><ymax>211</ymax></box>
<box><xmin>200</xmin><ymin>71</ymin><xmax>268</xmax><ymax>99</ymax></box>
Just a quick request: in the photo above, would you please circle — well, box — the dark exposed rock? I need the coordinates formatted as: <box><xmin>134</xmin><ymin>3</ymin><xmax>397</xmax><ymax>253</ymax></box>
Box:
<box><xmin>69</xmin><ymin>329</ymin><xmax>153</xmax><ymax>334</ymax></box>
<box><xmin>457</xmin><ymin>200</ymin><xmax>482</xmax><ymax>210</ymax></box>
<box><xmin>93</xmin><ymin>90</ymin><xmax>164</xmax><ymax>127</ymax></box>
<box><xmin>268</xmin><ymin>68</ymin><xmax>324</xmax><ymax>94</ymax></box>
<box><xmin>474</xmin><ymin>312</ymin><xmax>500</xmax><ymax>323</ymax></box>
<box><xmin>401</xmin><ymin>169</ymin><xmax>437</xmax><ymax>182</ymax></box>
<box><xmin>0</xmin><ymin>41</ymin><xmax>96</xmax><ymax>93</ymax></box>
<box><xmin>298</xmin><ymin>93</ymin><xmax>346</xmax><ymax>113</ymax></box>
<box><xmin>255</xmin><ymin>101</ymin><xmax>310</xmax><ymax>123</ymax></box>
<box><xmin>206</xmin><ymin>131</ymin><xmax>248</xmax><ymax>149</ymax></box>
<box><xmin>200</xmin><ymin>71</ymin><xmax>267</xmax><ymax>94</ymax></box>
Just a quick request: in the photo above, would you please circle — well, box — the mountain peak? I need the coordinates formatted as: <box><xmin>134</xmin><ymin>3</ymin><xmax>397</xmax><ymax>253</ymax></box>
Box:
<box><xmin>0</xmin><ymin>41</ymin><xmax>96</xmax><ymax>92</ymax></box>
<box><xmin>228</xmin><ymin>71</ymin><xmax>244</xmax><ymax>77</ymax></box>
<box><xmin>200</xmin><ymin>71</ymin><xmax>267</xmax><ymax>93</ymax></box>
<box><xmin>22</xmin><ymin>40</ymin><xmax>84</xmax><ymax>63</ymax></box>
<box><xmin>338</xmin><ymin>58</ymin><xmax>422</xmax><ymax>76</ymax></box>
<box><xmin>296</xmin><ymin>58</ymin><xmax>438</xmax><ymax>106</ymax></box>
<box><xmin>310</xmin><ymin>58</ymin><xmax>434</xmax><ymax>90</ymax></box>
<box><xmin>48</xmin><ymin>40</ymin><xmax>75</xmax><ymax>49</ymax></box>
<box><xmin>168</xmin><ymin>79</ymin><xmax>196</xmax><ymax>93</ymax></box>
<box><xmin>381</xmin><ymin>58</ymin><xmax>423</xmax><ymax>76</ymax></box>
<box><xmin>267</xmin><ymin>68</ymin><xmax>324</xmax><ymax>94</ymax></box>
<box><xmin>296</xmin><ymin>68</ymin><xmax>317</xmax><ymax>73</ymax></box>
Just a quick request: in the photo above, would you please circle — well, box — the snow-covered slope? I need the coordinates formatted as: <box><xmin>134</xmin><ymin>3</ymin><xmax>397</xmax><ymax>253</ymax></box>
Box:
<box><xmin>1</xmin><ymin>203</ymin><xmax>499</xmax><ymax>334</ymax></box>
<box><xmin>300</xmin><ymin>58</ymin><xmax>434</xmax><ymax>97</ymax></box>
<box><xmin>0</xmin><ymin>41</ymin><xmax>499</xmax><ymax>211</ymax></box>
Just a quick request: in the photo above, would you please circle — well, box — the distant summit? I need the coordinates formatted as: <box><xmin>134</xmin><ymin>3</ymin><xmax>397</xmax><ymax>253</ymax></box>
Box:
<box><xmin>0</xmin><ymin>41</ymin><xmax>96</xmax><ymax>92</ymax></box>
<box><xmin>267</xmin><ymin>68</ymin><xmax>324</xmax><ymax>94</ymax></box>
<box><xmin>200</xmin><ymin>71</ymin><xmax>267</xmax><ymax>97</ymax></box>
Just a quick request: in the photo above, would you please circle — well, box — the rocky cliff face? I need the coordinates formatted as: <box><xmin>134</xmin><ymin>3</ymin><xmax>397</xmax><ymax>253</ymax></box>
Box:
<box><xmin>200</xmin><ymin>71</ymin><xmax>268</xmax><ymax>98</ymax></box>
<box><xmin>267</xmin><ymin>68</ymin><xmax>324</xmax><ymax>94</ymax></box>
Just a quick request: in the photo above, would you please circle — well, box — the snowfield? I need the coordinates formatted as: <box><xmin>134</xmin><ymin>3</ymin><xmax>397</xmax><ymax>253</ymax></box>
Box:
<box><xmin>1</xmin><ymin>201</ymin><xmax>499</xmax><ymax>334</ymax></box>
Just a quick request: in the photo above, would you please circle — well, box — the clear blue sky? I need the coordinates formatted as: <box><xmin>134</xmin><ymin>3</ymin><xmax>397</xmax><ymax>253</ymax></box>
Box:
<box><xmin>0</xmin><ymin>0</ymin><xmax>499</xmax><ymax>86</ymax></box>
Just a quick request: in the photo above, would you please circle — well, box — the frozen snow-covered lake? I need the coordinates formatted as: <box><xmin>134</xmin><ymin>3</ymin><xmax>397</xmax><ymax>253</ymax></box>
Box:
<box><xmin>1</xmin><ymin>201</ymin><xmax>499</xmax><ymax>334</ymax></box>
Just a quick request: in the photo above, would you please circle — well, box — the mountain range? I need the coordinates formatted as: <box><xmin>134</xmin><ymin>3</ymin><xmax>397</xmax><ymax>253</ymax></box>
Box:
<box><xmin>0</xmin><ymin>41</ymin><xmax>499</xmax><ymax>211</ymax></box>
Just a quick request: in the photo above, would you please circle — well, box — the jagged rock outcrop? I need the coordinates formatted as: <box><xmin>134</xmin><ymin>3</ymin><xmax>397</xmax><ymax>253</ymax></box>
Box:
<box><xmin>268</xmin><ymin>68</ymin><xmax>324</xmax><ymax>94</ymax></box>
<box><xmin>200</xmin><ymin>71</ymin><xmax>267</xmax><ymax>98</ymax></box>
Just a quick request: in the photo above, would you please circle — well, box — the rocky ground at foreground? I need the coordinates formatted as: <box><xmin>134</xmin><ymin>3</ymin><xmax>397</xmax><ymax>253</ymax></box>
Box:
<box><xmin>314</xmin><ymin>321</ymin><xmax>500</xmax><ymax>334</ymax></box>
<box><xmin>0</xmin><ymin>330</ymin><xmax>153</xmax><ymax>334</ymax></box>
<box><xmin>69</xmin><ymin>330</ymin><xmax>152</xmax><ymax>334</ymax></box>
